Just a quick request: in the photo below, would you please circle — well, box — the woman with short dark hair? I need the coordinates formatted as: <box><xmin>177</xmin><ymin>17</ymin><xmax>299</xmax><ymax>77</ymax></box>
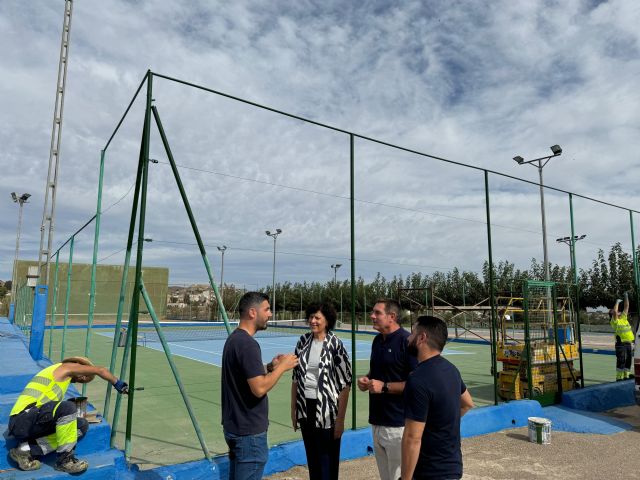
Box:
<box><xmin>291</xmin><ymin>302</ymin><xmax>351</xmax><ymax>480</ymax></box>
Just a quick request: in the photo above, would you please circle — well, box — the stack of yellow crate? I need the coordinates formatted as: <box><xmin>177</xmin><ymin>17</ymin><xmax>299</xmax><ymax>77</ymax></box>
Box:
<box><xmin>498</xmin><ymin>366</ymin><xmax>522</xmax><ymax>400</ymax></box>
<box><xmin>497</xmin><ymin>342</ymin><xmax>579</xmax><ymax>365</ymax></box>
<box><xmin>497</xmin><ymin>352</ymin><xmax>581</xmax><ymax>400</ymax></box>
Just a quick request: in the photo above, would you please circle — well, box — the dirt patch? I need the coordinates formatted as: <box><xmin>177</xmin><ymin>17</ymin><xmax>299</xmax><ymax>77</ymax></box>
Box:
<box><xmin>266</xmin><ymin>406</ymin><xmax>640</xmax><ymax>480</ymax></box>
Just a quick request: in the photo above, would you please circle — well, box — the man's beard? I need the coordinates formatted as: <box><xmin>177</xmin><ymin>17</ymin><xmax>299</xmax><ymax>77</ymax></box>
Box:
<box><xmin>407</xmin><ymin>340</ymin><xmax>419</xmax><ymax>357</ymax></box>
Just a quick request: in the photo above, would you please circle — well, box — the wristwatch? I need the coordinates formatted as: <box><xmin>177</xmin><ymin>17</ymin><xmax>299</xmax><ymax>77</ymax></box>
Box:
<box><xmin>382</xmin><ymin>382</ymin><xmax>389</xmax><ymax>393</ymax></box>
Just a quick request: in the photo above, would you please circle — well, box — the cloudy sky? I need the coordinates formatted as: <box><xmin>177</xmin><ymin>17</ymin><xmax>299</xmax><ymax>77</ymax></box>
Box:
<box><xmin>1</xmin><ymin>0</ymin><xmax>639</xmax><ymax>292</ymax></box>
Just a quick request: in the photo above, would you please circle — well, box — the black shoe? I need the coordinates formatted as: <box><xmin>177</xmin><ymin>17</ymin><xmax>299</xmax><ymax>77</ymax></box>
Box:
<box><xmin>55</xmin><ymin>452</ymin><xmax>89</xmax><ymax>474</ymax></box>
<box><xmin>9</xmin><ymin>448</ymin><xmax>41</xmax><ymax>471</ymax></box>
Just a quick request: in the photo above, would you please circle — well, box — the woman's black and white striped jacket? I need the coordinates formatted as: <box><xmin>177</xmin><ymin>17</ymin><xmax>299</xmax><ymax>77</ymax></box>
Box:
<box><xmin>292</xmin><ymin>331</ymin><xmax>352</xmax><ymax>429</ymax></box>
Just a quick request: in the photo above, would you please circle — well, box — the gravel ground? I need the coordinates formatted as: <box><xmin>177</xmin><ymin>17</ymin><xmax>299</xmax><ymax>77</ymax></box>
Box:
<box><xmin>265</xmin><ymin>406</ymin><xmax>640</xmax><ymax>480</ymax></box>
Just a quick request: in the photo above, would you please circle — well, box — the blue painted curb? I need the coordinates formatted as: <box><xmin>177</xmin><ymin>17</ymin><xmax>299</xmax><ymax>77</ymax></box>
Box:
<box><xmin>461</xmin><ymin>400</ymin><xmax>543</xmax><ymax>437</ymax></box>
<box><xmin>561</xmin><ymin>380</ymin><xmax>635</xmax><ymax>411</ymax></box>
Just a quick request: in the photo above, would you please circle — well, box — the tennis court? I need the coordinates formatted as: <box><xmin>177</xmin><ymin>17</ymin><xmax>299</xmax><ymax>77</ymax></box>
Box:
<box><xmin>43</xmin><ymin>322</ymin><xmax>613</xmax><ymax>469</ymax></box>
<box><xmin>95</xmin><ymin>321</ymin><xmax>375</xmax><ymax>367</ymax></box>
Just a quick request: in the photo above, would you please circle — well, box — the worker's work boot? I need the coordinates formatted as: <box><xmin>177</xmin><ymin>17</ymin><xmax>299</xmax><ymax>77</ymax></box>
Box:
<box><xmin>9</xmin><ymin>447</ymin><xmax>41</xmax><ymax>471</ymax></box>
<box><xmin>54</xmin><ymin>452</ymin><xmax>89</xmax><ymax>474</ymax></box>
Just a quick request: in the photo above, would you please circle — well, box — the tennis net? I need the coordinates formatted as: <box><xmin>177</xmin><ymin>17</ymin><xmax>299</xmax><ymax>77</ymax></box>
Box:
<box><xmin>119</xmin><ymin>319</ymin><xmax>308</xmax><ymax>345</ymax></box>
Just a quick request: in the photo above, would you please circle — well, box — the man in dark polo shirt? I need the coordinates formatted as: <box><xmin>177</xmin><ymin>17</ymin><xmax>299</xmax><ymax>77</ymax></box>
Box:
<box><xmin>401</xmin><ymin>315</ymin><xmax>474</xmax><ymax>480</ymax></box>
<box><xmin>358</xmin><ymin>298</ymin><xmax>417</xmax><ymax>480</ymax></box>
<box><xmin>221</xmin><ymin>292</ymin><xmax>298</xmax><ymax>480</ymax></box>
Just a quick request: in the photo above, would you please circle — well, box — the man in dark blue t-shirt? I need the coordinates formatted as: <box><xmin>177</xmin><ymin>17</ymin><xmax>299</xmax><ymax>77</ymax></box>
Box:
<box><xmin>221</xmin><ymin>292</ymin><xmax>298</xmax><ymax>480</ymax></box>
<box><xmin>358</xmin><ymin>299</ymin><xmax>417</xmax><ymax>480</ymax></box>
<box><xmin>401</xmin><ymin>315</ymin><xmax>474</xmax><ymax>480</ymax></box>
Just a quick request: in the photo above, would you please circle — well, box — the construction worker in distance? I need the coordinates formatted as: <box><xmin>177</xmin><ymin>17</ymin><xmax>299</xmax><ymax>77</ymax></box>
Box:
<box><xmin>610</xmin><ymin>292</ymin><xmax>636</xmax><ymax>381</ymax></box>
<box><xmin>7</xmin><ymin>356</ymin><xmax>129</xmax><ymax>474</ymax></box>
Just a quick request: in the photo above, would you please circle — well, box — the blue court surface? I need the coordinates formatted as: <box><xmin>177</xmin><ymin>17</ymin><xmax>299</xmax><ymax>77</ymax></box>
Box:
<box><xmin>98</xmin><ymin>329</ymin><xmax>472</xmax><ymax>367</ymax></box>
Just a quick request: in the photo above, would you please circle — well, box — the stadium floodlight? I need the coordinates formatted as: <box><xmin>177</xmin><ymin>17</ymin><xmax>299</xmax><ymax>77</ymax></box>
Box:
<box><xmin>265</xmin><ymin>229</ymin><xmax>283</xmax><ymax>319</ymax></box>
<box><xmin>513</xmin><ymin>144</ymin><xmax>563</xmax><ymax>282</ymax></box>
<box><xmin>550</xmin><ymin>144</ymin><xmax>562</xmax><ymax>155</ymax></box>
<box><xmin>331</xmin><ymin>263</ymin><xmax>342</xmax><ymax>284</ymax></box>
<box><xmin>556</xmin><ymin>234</ymin><xmax>586</xmax><ymax>282</ymax></box>
<box><xmin>10</xmin><ymin>192</ymin><xmax>31</xmax><ymax>311</ymax></box>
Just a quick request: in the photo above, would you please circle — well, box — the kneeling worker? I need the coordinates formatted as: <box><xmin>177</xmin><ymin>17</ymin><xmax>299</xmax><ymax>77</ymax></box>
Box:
<box><xmin>7</xmin><ymin>356</ymin><xmax>129</xmax><ymax>474</ymax></box>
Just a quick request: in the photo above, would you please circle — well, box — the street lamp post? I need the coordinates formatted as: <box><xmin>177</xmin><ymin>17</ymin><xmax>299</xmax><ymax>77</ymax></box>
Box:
<box><xmin>462</xmin><ymin>279</ymin><xmax>467</xmax><ymax>338</ymax></box>
<box><xmin>331</xmin><ymin>263</ymin><xmax>343</xmax><ymax>324</ymax></box>
<box><xmin>11</xmin><ymin>192</ymin><xmax>31</xmax><ymax>312</ymax></box>
<box><xmin>217</xmin><ymin>245</ymin><xmax>227</xmax><ymax>320</ymax></box>
<box><xmin>556</xmin><ymin>235</ymin><xmax>586</xmax><ymax>282</ymax></box>
<box><xmin>265</xmin><ymin>229</ymin><xmax>282</xmax><ymax>319</ymax></box>
<box><xmin>331</xmin><ymin>263</ymin><xmax>342</xmax><ymax>284</ymax></box>
<box><xmin>513</xmin><ymin>145</ymin><xmax>562</xmax><ymax>282</ymax></box>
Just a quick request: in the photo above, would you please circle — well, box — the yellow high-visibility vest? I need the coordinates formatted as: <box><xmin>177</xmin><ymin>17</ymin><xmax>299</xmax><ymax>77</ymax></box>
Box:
<box><xmin>10</xmin><ymin>363</ymin><xmax>71</xmax><ymax>416</ymax></box>
<box><xmin>610</xmin><ymin>314</ymin><xmax>635</xmax><ymax>343</ymax></box>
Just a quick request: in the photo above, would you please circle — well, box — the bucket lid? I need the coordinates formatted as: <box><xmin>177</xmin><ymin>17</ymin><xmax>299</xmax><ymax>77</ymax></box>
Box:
<box><xmin>528</xmin><ymin>416</ymin><xmax>551</xmax><ymax>425</ymax></box>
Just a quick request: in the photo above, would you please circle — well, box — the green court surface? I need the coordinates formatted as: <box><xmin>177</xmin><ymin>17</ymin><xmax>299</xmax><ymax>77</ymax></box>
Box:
<box><xmin>44</xmin><ymin>328</ymin><xmax>614</xmax><ymax>469</ymax></box>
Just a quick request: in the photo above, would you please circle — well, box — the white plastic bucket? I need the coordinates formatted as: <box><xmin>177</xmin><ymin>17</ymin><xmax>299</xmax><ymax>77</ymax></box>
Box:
<box><xmin>527</xmin><ymin>417</ymin><xmax>551</xmax><ymax>444</ymax></box>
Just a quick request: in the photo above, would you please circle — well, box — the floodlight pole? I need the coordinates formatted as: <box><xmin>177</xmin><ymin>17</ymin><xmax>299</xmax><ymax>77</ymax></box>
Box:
<box><xmin>217</xmin><ymin>245</ymin><xmax>227</xmax><ymax>319</ymax></box>
<box><xmin>331</xmin><ymin>263</ymin><xmax>342</xmax><ymax>284</ymax></box>
<box><xmin>538</xmin><ymin>164</ymin><xmax>550</xmax><ymax>281</ymax></box>
<box><xmin>513</xmin><ymin>145</ymin><xmax>562</xmax><ymax>282</ymax></box>
<box><xmin>11</xmin><ymin>193</ymin><xmax>30</xmax><ymax>309</ymax></box>
<box><xmin>266</xmin><ymin>229</ymin><xmax>282</xmax><ymax>319</ymax></box>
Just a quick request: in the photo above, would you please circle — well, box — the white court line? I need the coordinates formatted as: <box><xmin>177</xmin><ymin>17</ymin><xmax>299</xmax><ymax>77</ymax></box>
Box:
<box><xmin>145</xmin><ymin>343</ymin><xmax>219</xmax><ymax>366</ymax></box>
<box><xmin>163</xmin><ymin>342</ymin><xmax>223</xmax><ymax>357</ymax></box>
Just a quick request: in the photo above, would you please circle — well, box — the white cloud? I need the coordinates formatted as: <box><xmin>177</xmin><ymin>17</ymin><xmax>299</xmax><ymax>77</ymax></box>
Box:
<box><xmin>1</xmin><ymin>0</ymin><xmax>639</xmax><ymax>289</ymax></box>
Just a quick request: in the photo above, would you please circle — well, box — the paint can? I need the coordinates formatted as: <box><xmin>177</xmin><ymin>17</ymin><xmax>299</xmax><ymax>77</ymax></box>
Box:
<box><xmin>527</xmin><ymin>417</ymin><xmax>551</xmax><ymax>444</ymax></box>
<box><xmin>71</xmin><ymin>396</ymin><xmax>88</xmax><ymax>418</ymax></box>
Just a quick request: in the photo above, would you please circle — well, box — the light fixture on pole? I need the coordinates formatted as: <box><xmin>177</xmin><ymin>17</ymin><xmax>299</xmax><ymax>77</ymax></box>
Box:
<box><xmin>556</xmin><ymin>234</ymin><xmax>586</xmax><ymax>281</ymax></box>
<box><xmin>10</xmin><ymin>192</ymin><xmax>31</xmax><ymax>311</ymax></box>
<box><xmin>513</xmin><ymin>145</ymin><xmax>562</xmax><ymax>282</ymax></box>
<box><xmin>217</xmin><ymin>245</ymin><xmax>227</xmax><ymax>319</ymax></box>
<box><xmin>331</xmin><ymin>263</ymin><xmax>342</xmax><ymax>284</ymax></box>
<box><xmin>265</xmin><ymin>229</ymin><xmax>282</xmax><ymax>318</ymax></box>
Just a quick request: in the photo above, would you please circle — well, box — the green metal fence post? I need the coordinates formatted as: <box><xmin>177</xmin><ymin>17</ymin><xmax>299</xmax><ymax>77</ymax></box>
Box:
<box><xmin>61</xmin><ymin>236</ymin><xmax>74</xmax><ymax>360</ymax></box>
<box><xmin>629</xmin><ymin>211</ymin><xmax>640</xmax><ymax>358</ymax></box>
<box><xmin>140</xmin><ymin>280</ymin><xmax>211</xmax><ymax>460</ymax></box>
<box><xmin>483</xmin><ymin>171</ymin><xmax>499</xmax><ymax>405</ymax></box>
<box><xmin>523</xmin><ymin>282</ymin><xmax>533</xmax><ymax>400</ymax></box>
<box><xmin>18</xmin><ymin>284</ymin><xmax>27</xmax><ymax>333</ymax></box>
<box><xmin>551</xmin><ymin>283</ymin><xmax>563</xmax><ymax>399</ymax></box>
<box><xmin>349</xmin><ymin>133</ymin><xmax>357</xmax><ymax>430</ymax></box>
<box><xmin>48</xmin><ymin>252</ymin><xmax>60</xmax><ymax>359</ymax></box>
<box><xmin>23</xmin><ymin>285</ymin><xmax>31</xmax><ymax>332</ymax></box>
<box><xmin>82</xmin><ymin>149</ymin><xmax>106</xmax><ymax>396</ymax></box>
<box><xmin>104</xmin><ymin>123</ymin><xmax>147</xmax><ymax>426</ymax></box>
<box><xmin>150</xmin><ymin>105</ymin><xmax>230</xmax><ymax>333</ymax></box>
<box><xmin>109</xmin><ymin>304</ymin><xmax>134</xmax><ymax>448</ymax></box>
<box><xmin>569</xmin><ymin>193</ymin><xmax>585</xmax><ymax>387</ymax></box>
<box><xmin>14</xmin><ymin>283</ymin><xmax>24</xmax><ymax>333</ymax></box>
<box><xmin>124</xmin><ymin>70</ymin><xmax>153</xmax><ymax>462</ymax></box>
